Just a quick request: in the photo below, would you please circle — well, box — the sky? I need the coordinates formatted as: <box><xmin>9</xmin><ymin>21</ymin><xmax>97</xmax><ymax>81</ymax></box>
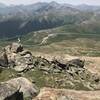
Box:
<box><xmin>0</xmin><ymin>0</ymin><xmax>100</xmax><ymax>6</ymax></box>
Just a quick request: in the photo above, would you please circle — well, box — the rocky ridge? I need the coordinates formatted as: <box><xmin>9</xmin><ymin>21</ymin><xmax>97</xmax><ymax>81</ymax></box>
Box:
<box><xmin>0</xmin><ymin>42</ymin><xmax>34</xmax><ymax>72</ymax></box>
<box><xmin>0</xmin><ymin>43</ymin><xmax>100</xmax><ymax>99</ymax></box>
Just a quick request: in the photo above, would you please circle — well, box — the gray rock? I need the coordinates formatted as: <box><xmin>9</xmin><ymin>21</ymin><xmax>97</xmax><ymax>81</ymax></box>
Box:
<box><xmin>0</xmin><ymin>51</ymin><xmax>8</xmax><ymax>67</ymax></box>
<box><xmin>14</xmin><ymin>53</ymin><xmax>34</xmax><ymax>72</ymax></box>
<box><xmin>4</xmin><ymin>77</ymin><xmax>39</xmax><ymax>99</ymax></box>
<box><xmin>4</xmin><ymin>45</ymin><xmax>11</xmax><ymax>54</ymax></box>
<box><xmin>10</xmin><ymin>42</ymin><xmax>23</xmax><ymax>53</ymax></box>
<box><xmin>5</xmin><ymin>43</ymin><xmax>23</xmax><ymax>54</ymax></box>
<box><xmin>0</xmin><ymin>83</ymin><xmax>23</xmax><ymax>100</ymax></box>
<box><xmin>2</xmin><ymin>43</ymin><xmax>34</xmax><ymax>71</ymax></box>
<box><xmin>20</xmin><ymin>50</ymin><xmax>32</xmax><ymax>56</ymax></box>
<box><xmin>66</xmin><ymin>59</ymin><xmax>85</xmax><ymax>68</ymax></box>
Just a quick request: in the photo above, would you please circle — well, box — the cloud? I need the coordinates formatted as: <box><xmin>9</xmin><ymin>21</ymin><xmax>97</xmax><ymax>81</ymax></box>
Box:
<box><xmin>0</xmin><ymin>0</ymin><xmax>41</xmax><ymax>5</ymax></box>
<box><xmin>55</xmin><ymin>0</ymin><xmax>100</xmax><ymax>5</ymax></box>
<box><xmin>0</xmin><ymin>0</ymin><xmax>100</xmax><ymax>5</ymax></box>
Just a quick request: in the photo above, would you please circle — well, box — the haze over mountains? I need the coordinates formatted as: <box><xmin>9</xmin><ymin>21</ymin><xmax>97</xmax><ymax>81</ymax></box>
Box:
<box><xmin>0</xmin><ymin>1</ymin><xmax>100</xmax><ymax>39</ymax></box>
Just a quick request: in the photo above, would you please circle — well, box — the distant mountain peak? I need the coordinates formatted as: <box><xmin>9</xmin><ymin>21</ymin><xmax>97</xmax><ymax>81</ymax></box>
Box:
<box><xmin>50</xmin><ymin>1</ymin><xmax>58</xmax><ymax>4</ymax></box>
<box><xmin>49</xmin><ymin>1</ymin><xmax>59</xmax><ymax>6</ymax></box>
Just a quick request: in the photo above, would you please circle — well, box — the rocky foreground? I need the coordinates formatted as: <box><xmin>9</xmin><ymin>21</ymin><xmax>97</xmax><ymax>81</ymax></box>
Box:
<box><xmin>0</xmin><ymin>77</ymin><xmax>39</xmax><ymax>100</ymax></box>
<box><xmin>0</xmin><ymin>42</ymin><xmax>100</xmax><ymax>100</ymax></box>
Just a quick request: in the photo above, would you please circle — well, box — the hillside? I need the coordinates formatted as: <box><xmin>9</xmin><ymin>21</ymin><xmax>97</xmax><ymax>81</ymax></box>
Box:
<box><xmin>1</xmin><ymin>1</ymin><xmax>100</xmax><ymax>100</ymax></box>
<box><xmin>0</xmin><ymin>2</ymin><xmax>100</xmax><ymax>38</ymax></box>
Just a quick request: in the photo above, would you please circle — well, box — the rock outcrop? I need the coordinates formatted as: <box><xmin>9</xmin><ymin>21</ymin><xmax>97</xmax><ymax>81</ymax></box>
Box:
<box><xmin>0</xmin><ymin>83</ymin><xmax>23</xmax><ymax>100</ymax></box>
<box><xmin>1</xmin><ymin>77</ymin><xmax>39</xmax><ymax>99</ymax></box>
<box><xmin>32</xmin><ymin>57</ymin><xmax>100</xmax><ymax>90</ymax></box>
<box><xmin>0</xmin><ymin>42</ymin><xmax>34</xmax><ymax>72</ymax></box>
<box><xmin>0</xmin><ymin>42</ymin><xmax>100</xmax><ymax>91</ymax></box>
<box><xmin>66</xmin><ymin>59</ymin><xmax>84</xmax><ymax>68</ymax></box>
<box><xmin>5</xmin><ymin>42</ymin><xmax>23</xmax><ymax>53</ymax></box>
<box><xmin>0</xmin><ymin>51</ymin><xmax>8</xmax><ymax>67</ymax></box>
<box><xmin>0</xmin><ymin>42</ymin><xmax>86</xmax><ymax>73</ymax></box>
<box><xmin>33</xmin><ymin>57</ymin><xmax>85</xmax><ymax>73</ymax></box>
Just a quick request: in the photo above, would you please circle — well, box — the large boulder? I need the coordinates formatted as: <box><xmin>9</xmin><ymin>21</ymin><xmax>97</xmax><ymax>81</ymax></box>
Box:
<box><xmin>5</xmin><ymin>43</ymin><xmax>23</xmax><ymax>54</ymax></box>
<box><xmin>0</xmin><ymin>83</ymin><xmax>23</xmax><ymax>100</ymax></box>
<box><xmin>49</xmin><ymin>59</ymin><xmax>85</xmax><ymax>73</ymax></box>
<box><xmin>10</xmin><ymin>42</ymin><xmax>23</xmax><ymax>53</ymax></box>
<box><xmin>14</xmin><ymin>51</ymin><xmax>34</xmax><ymax>72</ymax></box>
<box><xmin>3</xmin><ymin>43</ymin><xmax>34</xmax><ymax>72</ymax></box>
<box><xmin>66</xmin><ymin>59</ymin><xmax>85</xmax><ymax>68</ymax></box>
<box><xmin>4</xmin><ymin>77</ymin><xmax>39</xmax><ymax>99</ymax></box>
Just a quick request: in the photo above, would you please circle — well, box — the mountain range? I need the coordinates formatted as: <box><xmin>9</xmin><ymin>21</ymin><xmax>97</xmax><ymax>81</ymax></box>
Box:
<box><xmin>0</xmin><ymin>1</ymin><xmax>100</xmax><ymax>39</ymax></box>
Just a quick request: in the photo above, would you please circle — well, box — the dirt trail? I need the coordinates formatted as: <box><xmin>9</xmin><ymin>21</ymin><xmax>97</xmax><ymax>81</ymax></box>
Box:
<box><xmin>81</xmin><ymin>56</ymin><xmax>100</xmax><ymax>75</ymax></box>
<box><xmin>34</xmin><ymin>87</ymin><xmax>100</xmax><ymax>100</ymax></box>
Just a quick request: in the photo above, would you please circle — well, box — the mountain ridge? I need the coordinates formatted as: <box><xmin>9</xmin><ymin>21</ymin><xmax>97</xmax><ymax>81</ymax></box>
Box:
<box><xmin>0</xmin><ymin>1</ymin><xmax>100</xmax><ymax>39</ymax></box>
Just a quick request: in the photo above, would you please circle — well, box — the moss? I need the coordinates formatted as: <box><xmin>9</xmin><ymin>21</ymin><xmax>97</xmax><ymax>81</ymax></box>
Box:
<box><xmin>24</xmin><ymin>69</ymin><xmax>47</xmax><ymax>88</ymax></box>
<box><xmin>0</xmin><ymin>68</ymin><xmax>17</xmax><ymax>82</ymax></box>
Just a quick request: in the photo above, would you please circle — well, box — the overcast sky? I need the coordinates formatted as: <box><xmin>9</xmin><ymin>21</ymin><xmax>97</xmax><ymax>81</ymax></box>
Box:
<box><xmin>1</xmin><ymin>0</ymin><xmax>100</xmax><ymax>6</ymax></box>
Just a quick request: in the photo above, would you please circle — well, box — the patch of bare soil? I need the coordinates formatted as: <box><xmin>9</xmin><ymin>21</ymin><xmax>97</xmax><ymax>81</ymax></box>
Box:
<box><xmin>33</xmin><ymin>87</ymin><xmax>100</xmax><ymax>100</ymax></box>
